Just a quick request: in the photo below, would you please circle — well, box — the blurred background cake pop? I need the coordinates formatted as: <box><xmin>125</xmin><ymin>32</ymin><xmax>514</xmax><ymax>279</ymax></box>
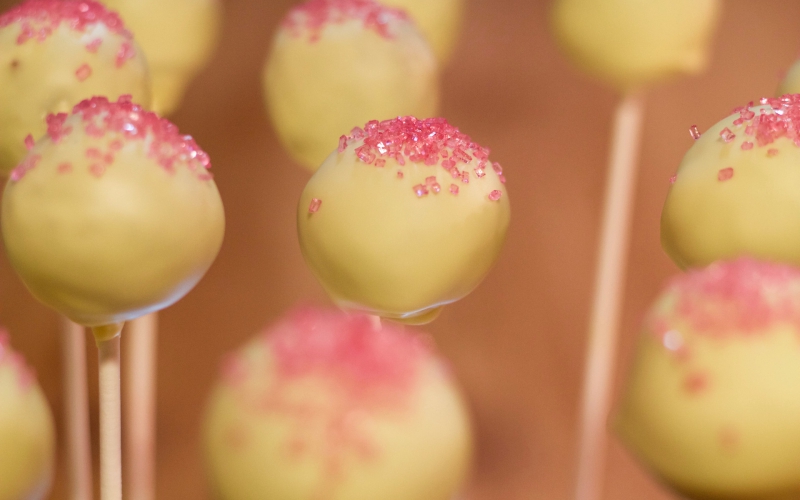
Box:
<box><xmin>551</xmin><ymin>0</ymin><xmax>722</xmax><ymax>91</ymax></box>
<box><xmin>203</xmin><ymin>307</ymin><xmax>473</xmax><ymax>500</ymax></box>
<box><xmin>662</xmin><ymin>95</ymin><xmax>800</xmax><ymax>269</ymax></box>
<box><xmin>380</xmin><ymin>0</ymin><xmax>464</xmax><ymax>62</ymax></box>
<box><xmin>0</xmin><ymin>0</ymin><xmax>151</xmax><ymax>175</ymax></box>
<box><xmin>264</xmin><ymin>0</ymin><xmax>439</xmax><ymax>170</ymax></box>
<box><xmin>617</xmin><ymin>258</ymin><xmax>800</xmax><ymax>499</ymax></box>
<box><xmin>778</xmin><ymin>59</ymin><xmax>800</xmax><ymax>97</ymax></box>
<box><xmin>1</xmin><ymin>95</ymin><xmax>225</xmax><ymax>328</ymax></box>
<box><xmin>0</xmin><ymin>331</ymin><xmax>55</xmax><ymax>500</ymax></box>
<box><xmin>100</xmin><ymin>0</ymin><xmax>221</xmax><ymax>116</ymax></box>
<box><xmin>297</xmin><ymin>116</ymin><xmax>509</xmax><ymax>324</ymax></box>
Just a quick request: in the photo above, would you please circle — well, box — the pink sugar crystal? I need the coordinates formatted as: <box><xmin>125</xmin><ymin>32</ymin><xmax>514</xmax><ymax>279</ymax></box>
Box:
<box><xmin>374</xmin><ymin>158</ymin><xmax>385</xmax><ymax>168</ymax></box>
<box><xmin>338</xmin><ymin>135</ymin><xmax>348</xmax><ymax>152</ymax></box>
<box><xmin>768</xmin><ymin>148</ymin><xmax>780</xmax><ymax>157</ymax></box>
<box><xmin>741</xmin><ymin>141</ymin><xmax>754</xmax><ymax>151</ymax></box>
<box><xmin>669</xmin><ymin>174</ymin><xmax>677</xmax><ymax>185</ymax></box>
<box><xmin>24</xmin><ymin>134</ymin><xmax>34</xmax><ymax>150</ymax></box>
<box><xmin>474</xmin><ymin>166</ymin><xmax>485</xmax><ymax>178</ymax></box>
<box><xmin>449</xmin><ymin>184</ymin><xmax>458</xmax><ymax>195</ymax></box>
<box><xmin>85</xmin><ymin>38</ymin><xmax>102</xmax><ymax>52</ymax></box>
<box><xmin>396</xmin><ymin>170</ymin><xmax>403</xmax><ymax>179</ymax></box>
<box><xmin>1</xmin><ymin>0</ymin><xmax>131</xmax><ymax>45</ymax></box>
<box><xmin>461</xmin><ymin>171</ymin><xmax>469</xmax><ymax>184</ymax></box>
<box><xmin>282</xmin><ymin>0</ymin><xmax>409</xmax><ymax>41</ymax></box>
<box><xmin>718</xmin><ymin>167</ymin><xmax>734</xmax><ymax>181</ymax></box>
<box><xmin>720</xmin><ymin>127</ymin><xmax>735</xmax><ymax>143</ymax></box>
<box><xmin>57</xmin><ymin>162</ymin><xmax>72</xmax><ymax>173</ymax></box>
<box><xmin>413</xmin><ymin>184</ymin><xmax>428</xmax><ymax>197</ymax></box>
<box><xmin>115</xmin><ymin>42</ymin><xmax>135</xmax><ymax>68</ymax></box>
<box><xmin>689</xmin><ymin>125</ymin><xmax>701</xmax><ymax>140</ymax></box>
<box><xmin>75</xmin><ymin>63</ymin><xmax>92</xmax><ymax>81</ymax></box>
<box><xmin>683</xmin><ymin>373</ymin><xmax>709</xmax><ymax>395</ymax></box>
<box><xmin>489</xmin><ymin>190</ymin><xmax>502</xmax><ymax>201</ymax></box>
<box><xmin>308</xmin><ymin>198</ymin><xmax>322</xmax><ymax>213</ymax></box>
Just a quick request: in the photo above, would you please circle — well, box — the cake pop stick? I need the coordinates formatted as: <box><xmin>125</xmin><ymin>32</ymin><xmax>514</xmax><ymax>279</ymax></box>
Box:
<box><xmin>96</xmin><ymin>326</ymin><xmax>123</xmax><ymax>500</ymax></box>
<box><xmin>61</xmin><ymin>318</ymin><xmax>93</xmax><ymax>500</ymax></box>
<box><xmin>550</xmin><ymin>2</ymin><xmax>721</xmax><ymax>499</ymax></box>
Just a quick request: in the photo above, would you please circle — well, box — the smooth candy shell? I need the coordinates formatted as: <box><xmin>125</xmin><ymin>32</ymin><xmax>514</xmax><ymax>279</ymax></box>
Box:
<box><xmin>661</xmin><ymin>107</ymin><xmax>800</xmax><ymax>269</ymax></box>
<box><xmin>551</xmin><ymin>0</ymin><xmax>721</xmax><ymax>91</ymax></box>
<box><xmin>1</xmin><ymin>115</ymin><xmax>225</xmax><ymax>327</ymax></box>
<box><xmin>298</xmin><ymin>148</ymin><xmax>509</xmax><ymax>323</ymax></box>
<box><xmin>0</xmin><ymin>22</ymin><xmax>151</xmax><ymax>174</ymax></box>
<box><xmin>381</xmin><ymin>0</ymin><xmax>464</xmax><ymax>62</ymax></box>
<box><xmin>264</xmin><ymin>19</ymin><xmax>439</xmax><ymax>170</ymax></box>
<box><xmin>101</xmin><ymin>0</ymin><xmax>222</xmax><ymax>115</ymax></box>
<box><xmin>0</xmin><ymin>362</ymin><xmax>55</xmax><ymax>500</ymax></box>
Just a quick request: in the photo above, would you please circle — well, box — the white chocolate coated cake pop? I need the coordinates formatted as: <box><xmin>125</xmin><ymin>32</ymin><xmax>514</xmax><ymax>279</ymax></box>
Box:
<box><xmin>662</xmin><ymin>95</ymin><xmax>800</xmax><ymax>269</ymax></box>
<box><xmin>617</xmin><ymin>259</ymin><xmax>800</xmax><ymax>499</ymax></box>
<box><xmin>0</xmin><ymin>332</ymin><xmax>55</xmax><ymax>500</ymax></box>
<box><xmin>264</xmin><ymin>0</ymin><xmax>439</xmax><ymax>170</ymax></box>
<box><xmin>0</xmin><ymin>0</ymin><xmax>151</xmax><ymax>175</ymax></box>
<box><xmin>551</xmin><ymin>0</ymin><xmax>721</xmax><ymax>91</ymax></box>
<box><xmin>203</xmin><ymin>307</ymin><xmax>473</xmax><ymax>500</ymax></box>
<box><xmin>101</xmin><ymin>0</ymin><xmax>222</xmax><ymax>115</ymax></box>
<box><xmin>1</xmin><ymin>96</ymin><xmax>225</xmax><ymax>328</ymax></box>
<box><xmin>380</xmin><ymin>0</ymin><xmax>464</xmax><ymax>62</ymax></box>
<box><xmin>297</xmin><ymin>116</ymin><xmax>510</xmax><ymax>324</ymax></box>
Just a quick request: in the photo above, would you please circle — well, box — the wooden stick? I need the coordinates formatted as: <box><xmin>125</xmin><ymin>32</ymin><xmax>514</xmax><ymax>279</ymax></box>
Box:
<box><xmin>574</xmin><ymin>92</ymin><xmax>646</xmax><ymax>500</ymax></box>
<box><xmin>96</xmin><ymin>327</ymin><xmax>123</xmax><ymax>500</ymax></box>
<box><xmin>60</xmin><ymin>317</ymin><xmax>93</xmax><ymax>500</ymax></box>
<box><xmin>124</xmin><ymin>313</ymin><xmax>158</xmax><ymax>500</ymax></box>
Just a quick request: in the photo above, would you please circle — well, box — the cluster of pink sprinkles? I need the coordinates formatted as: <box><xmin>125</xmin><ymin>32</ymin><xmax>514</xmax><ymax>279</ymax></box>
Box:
<box><xmin>0</xmin><ymin>0</ymin><xmax>131</xmax><ymax>44</ymax></box>
<box><xmin>0</xmin><ymin>330</ymin><xmax>35</xmax><ymax>391</ymax></box>
<box><xmin>282</xmin><ymin>0</ymin><xmax>408</xmax><ymax>41</ymax></box>
<box><xmin>11</xmin><ymin>95</ymin><xmax>212</xmax><ymax>181</ymax></box>
<box><xmin>718</xmin><ymin>94</ymin><xmax>800</xmax><ymax>152</ymax></box>
<box><xmin>651</xmin><ymin>258</ymin><xmax>800</xmax><ymax>338</ymax></box>
<box><xmin>339</xmin><ymin>116</ymin><xmax>506</xmax><ymax>201</ymax></box>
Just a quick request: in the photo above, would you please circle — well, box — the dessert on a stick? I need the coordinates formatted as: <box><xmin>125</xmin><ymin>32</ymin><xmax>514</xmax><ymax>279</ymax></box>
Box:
<box><xmin>297</xmin><ymin>116</ymin><xmax>510</xmax><ymax>324</ymax></box>
<box><xmin>380</xmin><ymin>0</ymin><xmax>464</xmax><ymax>62</ymax></box>
<box><xmin>203</xmin><ymin>307</ymin><xmax>473</xmax><ymax>500</ymax></box>
<box><xmin>264</xmin><ymin>0</ymin><xmax>439</xmax><ymax>170</ymax></box>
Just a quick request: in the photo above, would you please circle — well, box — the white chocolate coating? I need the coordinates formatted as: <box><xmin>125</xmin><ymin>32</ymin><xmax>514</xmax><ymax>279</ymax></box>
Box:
<box><xmin>381</xmin><ymin>0</ymin><xmax>465</xmax><ymax>62</ymax></box>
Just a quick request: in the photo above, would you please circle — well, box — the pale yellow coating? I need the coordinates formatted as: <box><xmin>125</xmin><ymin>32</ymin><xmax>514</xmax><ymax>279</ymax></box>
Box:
<box><xmin>617</xmin><ymin>295</ymin><xmax>800</xmax><ymax>499</ymax></box>
<box><xmin>264</xmin><ymin>18</ymin><xmax>439</xmax><ymax>170</ymax></box>
<box><xmin>778</xmin><ymin>59</ymin><xmax>800</xmax><ymax>96</ymax></box>
<box><xmin>0</xmin><ymin>21</ymin><xmax>151</xmax><ymax>175</ymax></box>
<box><xmin>203</xmin><ymin>337</ymin><xmax>473</xmax><ymax>500</ymax></box>
<box><xmin>101</xmin><ymin>0</ymin><xmax>222</xmax><ymax>115</ymax></box>
<box><xmin>1</xmin><ymin>113</ymin><xmax>225</xmax><ymax>327</ymax></box>
<box><xmin>661</xmin><ymin>106</ymin><xmax>800</xmax><ymax>270</ymax></box>
<box><xmin>297</xmin><ymin>147</ymin><xmax>509</xmax><ymax>324</ymax></box>
<box><xmin>381</xmin><ymin>0</ymin><xmax>465</xmax><ymax>62</ymax></box>
<box><xmin>551</xmin><ymin>0</ymin><xmax>721</xmax><ymax>91</ymax></box>
<box><xmin>0</xmin><ymin>357</ymin><xmax>56</xmax><ymax>500</ymax></box>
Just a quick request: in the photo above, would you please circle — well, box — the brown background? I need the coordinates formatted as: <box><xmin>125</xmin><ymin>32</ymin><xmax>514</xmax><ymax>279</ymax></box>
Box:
<box><xmin>1</xmin><ymin>0</ymin><xmax>799</xmax><ymax>498</ymax></box>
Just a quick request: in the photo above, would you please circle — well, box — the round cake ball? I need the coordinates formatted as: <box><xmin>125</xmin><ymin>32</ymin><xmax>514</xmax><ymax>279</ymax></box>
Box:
<box><xmin>203</xmin><ymin>307</ymin><xmax>473</xmax><ymax>500</ymax></box>
<box><xmin>617</xmin><ymin>258</ymin><xmax>800</xmax><ymax>499</ymax></box>
<box><xmin>0</xmin><ymin>332</ymin><xmax>55</xmax><ymax>500</ymax></box>
<box><xmin>264</xmin><ymin>0</ymin><xmax>439</xmax><ymax>170</ymax></box>
<box><xmin>551</xmin><ymin>0</ymin><xmax>721</xmax><ymax>91</ymax></box>
<box><xmin>101</xmin><ymin>0</ymin><xmax>222</xmax><ymax>115</ymax></box>
<box><xmin>297</xmin><ymin>117</ymin><xmax>510</xmax><ymax>324</ymax></box>
<box><xmin>662</xmin><ymin>95</ymin><xmax>800</xmax><ymax>269</ymax></box>
<box><xmin>1</xmin><ymin>96</ymin><xmax>225</xmax><ymax>328</ymax></box>
<box><xmin>0</xmin><ymin>0</ymin><xmax>151</xmax><ymax>175</ymax></box>
<box><xmin>380</xmin><ymin>0</ymin><xmax>464</xmax><ymax>62</ymax></box>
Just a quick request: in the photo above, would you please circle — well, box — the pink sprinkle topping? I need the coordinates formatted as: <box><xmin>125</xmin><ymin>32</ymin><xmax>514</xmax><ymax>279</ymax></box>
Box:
<box><xmin>282</xmin><ymin>0</ymin><xmax>409</xmax><ymax>41</ymax></box>
<box><xmin>669</xmin><ymin>174</ymin><xmax>677</xmax><ymax>184</ymax></box>
<box><xmin>741</xmin><ymin>141</ymin><xmax>754</xmax><ymax>151</ymax></box>
<box><xmin>0</xmin><ymin>0</ymin><xmax>131</xmax><ymax>45</ymax></box>
<box><xmin>24</xmin><ymin>134</ymin><xmax>34</xmax><ymax>150</ymax></box>
<box><xmin>449</xmin><ymin>184</ymin><xmax>458</xmax><ymax>195</ymax></box>
<box><xmin>85</xmin><ymin>38</ymin><xmax>102</xmax><ymax>52</ymax></box>
<box><xmin>309</xmin><ymin>198</ymin><xmax>322</xmax><ymax>213</ymax></box>
<box><xmin>683</xmin><ymin>372</ymin><xmax>709</xmax><ymax>395</ymax></box>
<box><xmin>396</xmin><ymin>170</ymin><xmax>403</xmax><ymax>179</ymax></box>
<box><xmin>489</xmin><ymin>189</ymin><xmax>502</xmax><ymax>201</ymax></box>
<box><xmin>115</xmin><ymin>42</ymin><xmax>135</xmax><ymax>68</ymax></box>
<box><xmin>718</xmin><ymin>167</ymin><xmax>734</xmax><ymax>182</ymax></box>
<box><xmin>45</xmin><ymin>113</ymin><xmax>72</xmax><ymax>142</ymax></box>
<box><xmin>57</xmin><ymin>162</ymin><xmax>72</xmax><ymax>173</ymax></box>
<box><xmin>338</xmin><ymin>135</ymin><xmax>348</xmax><ymax>152</ymax></box>
<box><xmin>689</xmin><ymin>125</ymin><xmax>701</xmax><ymax>140</ymax></box>
<box><xmin>75</xmin><ymin>63</ymin><xmax>92</xmax><ymax>81</ymax></box>
<box><xmin>715</xmin><ymin>94</ymin><xmax>800</xmax><ymax>151</ymax></box>
<box><xmin>768</xmin><ymin>148</ymin><xmax>780</xmax><ymax>157</ymax></box>
<box><xmin>720</xmin><ymin>127</ymin><xmax>735</xmax><ymax>143</ymax></box>
<box><xmin>413</xmin><ymin>184</ymin><xmax>428</xmax><ymax>197</ymax></box>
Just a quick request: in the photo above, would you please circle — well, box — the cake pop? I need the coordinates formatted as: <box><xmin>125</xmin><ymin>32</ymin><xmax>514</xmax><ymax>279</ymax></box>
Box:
<box><xmin>1</xmin><ymin>95</ymin><xmax>225</xmax><ymax>328</ymax></box>
<box><xmin>0</xmin><ymin>331</ymin><xmax>56</xmax><ymax>500</ymax></box>
<box><xmin>617</xmin><ymin>258</ymin><xmax>800</xmax><ymax>499</ymax></box>
<box><xmin>101</xmin><ymin>0</ymin><xmax>222</xmax><ymax>115</ymax></box>
<box><xmin>203</xmin><ymin>307</ymin><xmax>473</xmax><ymax>500</ymax></box>
<box><xmin>662</xmin><ymin>95</ymin><xmax>800</xmax><ymax>269</ymax></box>
<box><xmin>551</xmin><ymin>0</ymin><xmax>721</xmax><ymax>91</ymax></box>
<box><xmin>297</xmin><ymin>116</ymin><xmax>509</xmax><ymax>324</ymax></box>
<box><xmin>380</xmin><ymin>0</ymin><xmax>464</xmax><ymax>62</ymax></box>
<box><xmin>264</xmin><ymin>0</ymin><xmax>439</xmax><ymax>170</ymax></box>
<box><xmin>0</xmin><ymin>0</ymin><xmax>151</xmax><ymax>175</ymax></box>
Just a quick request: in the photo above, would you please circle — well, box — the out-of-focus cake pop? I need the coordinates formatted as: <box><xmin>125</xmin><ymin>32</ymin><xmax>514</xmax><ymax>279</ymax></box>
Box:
<box><xmin>203</xmin><ymin>307</ymin><xmax>473</xmax><ymax>500</ymax></box>
<box><xmin>264</xmin><ymin>0</ymin><xmax>439</xmax><ymax>170</ymax></box>
<box><xmin>0</xmin><ymin>331</ymin><xmax>55</xmax><ymax>500</ymax></box>
<box><xmin>101</xmin><ymin>0</ymin><xmax>221</xmax><ymax>115</ymax></box>
<box><xmin>1</xmin><ymin>95</ymin><xmax>225</xmax><ymax>329</ymax></box>
<box><xmin>551</xmin><ymin>0</ymin><xmax>721</xmax><ymax>91</ymax></box>
<box><xmin>778</xmin><ymin>60</ymin><xmax>800</xmax><ymax>98</ymax></box>
<box><xmin>380</xmin><ymin>0</ymin><xmax>464</xmax><ymax>62</ymax></box>
<box><xmin>662</xmin><ymin>95</ymin><xmax>800</xmax><ymax>269</ymax></box>
<box><xmin>0</xmin><ymin>0</ymin><xmax>151</xmax><ymax>175</ymax></box>
<box><xmin>297</xmin><ymin>116</ymin><xmax>509</xmax><ymax>324</ymax></box>
<box><xmin>617</xmin><ymin>258</ymin><xmax>800</xmax><ymax>499</ymax></box>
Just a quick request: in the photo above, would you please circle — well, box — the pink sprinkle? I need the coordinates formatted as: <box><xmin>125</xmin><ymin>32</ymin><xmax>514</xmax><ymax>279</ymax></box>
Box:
<box><xmin>683</xmin><ymin>373</ymin><xmax>709</xmax><ymax>395</ymax></box>
<box><xmin>413</xmin><ymin>184</ymin><xmax>428</xmax><ymax>197</ymax></box>
<box><xmin>1</xmin><ymin>0</ymin><xmax>132</xmax><ymax>45</ymax></box>
<box><xmin>396</xmin><ymin>170</ymin><xmax>403</xmax><ymax>179</ymax></box>
<box><xmin>115</xmin><ymin>42</ymin><xmax>135</xmax><ymax>68</ymax></box>
<box><xmin>430</xmin><ymin>182</ymin><xmax>441</xmax><ymax>194</ymax></box>
<box><xmin>338</xmin><ymin>135</ymin><xmax>348</xmax><ymax>152</ymax></box>
<box><xmin>85</xmin><ymin>147</ymin><xmax>101</xmax><ymax>159</ymax></box>
<box><xmin>374</xmin><ymin>159</ymin><xmax>385</xmax><ymax>168</ymax></box>
<box><xmin>720</xmin><ymin>127</ymin><xmax>736</xmax><ymax>143</ymax></box>
<box><xmin>474</xmin><ymin>166</ymin><xmax>485</xmax><ymax>178</ymax></box>
<box><xmin>718</xmin><ymin>167</ymin><xmax>734</xmax><ymax>182</ymax></box>
<box><xmin>768</xmin><ymin>148</ymin><xmax>780</xmax><ymax>157</ymax></box>
<box><xmin>308</xmin><ymin>198</ymin><xmax>322</xmax><ymax>213</ymax></box>
<box><xmin>489</xmin><ymin>190</ymin><xmax>502</xmax><ymax>201</ymax></box>
<box><xmin>57</xmin><ymin>162</ymin><xmax>72</xmax><ymax>174</ymax></box>
<box><xmin>669</xmin><ymin>174</ymin><xmax>677</xmax><ymax>185</ymax></box>
<box><xmin>282</xmin><ymin>0</ymin><xmax>410</xmax><ymax>41</ymax></box>
<box><xmin>89</xmin><ymin>163</ymin><xmax>105</xmax><ymax>177</ymax></box>
<box><xmin>10</xmin><ymin>154</ymin><xmax>40</xmax><ymax>181</ymax></box>
<box><xmin>75</xmin><ymin>63</ymin><xmax>92</xmax><ymax>81</ymax></box>
<box><xmin>24</xmin><ymin>134</ymin><xmax>34</xmax><ymax>150</ymax></box>
<box><xmin>449</xmin><ymin>184</ymin><xmax>459</xmax><ymax>195</ymax></box>
<box><xmin>86</xmin><ymin>38</ymin><xmax>102</xmax><ymax>52</ymax></box>
<box><xmin>461</xmin><ymin>171</ymin><xmax>469</xmax><ymax>183</ymax></box>
<box><xmin>498</xmin><ymin>174</ymin><xmax>506</xmax><ymax>184</ymax></box>
<box><xmin>689</xmin><ymin>125</ymin><xmax>701</xmax><ymax>140</ymax></box>
<box><xmin>492</xmin><ymin>162</ymin><xmax>503</xmax><ymax>174</ymax></box>
<box><xmin>741</xmin><ymin>141</ymin><xmax>754</xmax><ymax>151</ymax></box>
